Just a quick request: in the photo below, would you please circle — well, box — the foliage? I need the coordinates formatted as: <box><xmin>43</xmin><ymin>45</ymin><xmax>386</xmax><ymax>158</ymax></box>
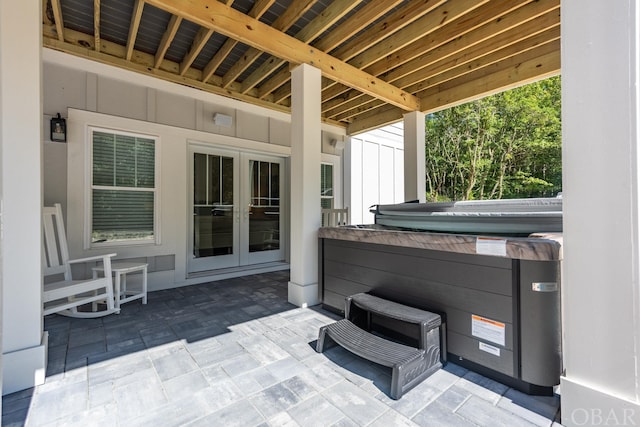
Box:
<box><xmin>424</xmin><ymin>76</ymin><xmax>561</xmax><ymax>201</ymax></box>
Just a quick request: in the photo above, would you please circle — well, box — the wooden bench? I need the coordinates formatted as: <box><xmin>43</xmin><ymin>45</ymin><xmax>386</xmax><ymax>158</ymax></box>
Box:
<box><xmin>317</xmin><ymin>293</ymin><xmax>443</xmax><ymax>399</ymax></box>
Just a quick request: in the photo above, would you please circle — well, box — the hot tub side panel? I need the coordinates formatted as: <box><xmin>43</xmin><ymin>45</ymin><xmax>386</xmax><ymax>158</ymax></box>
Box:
<box><xmin>519</xmin><ymin>260</ymin><xmax>562</xmax><ymax>387</ymax></box>
<box><xmin>319</xmin><ymin>238</ymin><xmax>561</xmax><ymax>390</ymax></box>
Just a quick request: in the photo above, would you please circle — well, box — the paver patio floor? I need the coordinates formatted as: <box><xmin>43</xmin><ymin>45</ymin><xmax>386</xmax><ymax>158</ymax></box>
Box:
<box><xmin>2</xmin><ymin>270</ymin><xmax>561</xmax><ymax>426</ymax></box>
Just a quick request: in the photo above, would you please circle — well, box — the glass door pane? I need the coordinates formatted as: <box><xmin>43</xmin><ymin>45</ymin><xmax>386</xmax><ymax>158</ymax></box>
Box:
<box><xmin>189</xmin><ymin>148</ymin><xmax>239</xmax><ymax>273</ymax></box>
<box><xmin>193</xmin><ymin>153</ymin><xmax>234</xmax><ymax>257</ymax></box>
<box><xmin>242</xmin><ymin>154</ymin><xmax>284</xmax><ymax>265</ymax></box>
<box><xmin>248</xmin><ymin>160</ymin><xmax>280</xmax><ymax>253</ymax></box>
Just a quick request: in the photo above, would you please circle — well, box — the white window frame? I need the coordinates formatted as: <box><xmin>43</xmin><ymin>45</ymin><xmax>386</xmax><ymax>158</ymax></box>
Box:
<box><xmin>321</xmin><ymin>153</ymin><xmax>342</xmax><ymax>209</ymax></box>
<box><xmin>86</xmin><ymin>126</ymin><xmax>161</xmax><ymax>248</ymax></box>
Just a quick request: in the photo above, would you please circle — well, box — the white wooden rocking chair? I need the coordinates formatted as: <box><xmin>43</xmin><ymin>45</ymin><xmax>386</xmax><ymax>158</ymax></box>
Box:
<box><xmin>42</xmin><ymin>203</ymin><xmax>119</xmax><ymax>317</ymax></box>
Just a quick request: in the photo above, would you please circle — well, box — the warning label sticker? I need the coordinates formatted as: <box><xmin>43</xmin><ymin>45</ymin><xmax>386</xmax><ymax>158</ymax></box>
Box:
<box><xmin>471</xmin><ymin>314</ymin><xmax>505</xmax><ymax>346</ymax></box>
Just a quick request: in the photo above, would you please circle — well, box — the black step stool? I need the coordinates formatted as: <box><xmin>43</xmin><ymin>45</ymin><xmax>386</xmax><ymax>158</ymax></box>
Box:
<box><xmin>317</xmin><ymin>293</ymin><xmax>444</xmax><ymax>399</ymax></box>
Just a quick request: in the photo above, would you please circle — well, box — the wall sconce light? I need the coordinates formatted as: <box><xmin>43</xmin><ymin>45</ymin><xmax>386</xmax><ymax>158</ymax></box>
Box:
<box><xmin>50</xmin><ymin>113</ymin><xmax>66</xmax><ymax>142</ymax></box>
<box><xmin>212</xmin><ymin>113</ymin><xmax>233</xmax><ymax>127</ymax></box>
<box><xmin>329</xmin><ymin>137</ymin><xmax>346</xmax><ymax>151</ymax></box>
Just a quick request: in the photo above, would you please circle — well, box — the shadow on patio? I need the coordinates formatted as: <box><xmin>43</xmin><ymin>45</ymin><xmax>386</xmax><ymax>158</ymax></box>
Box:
<box><xmin>2</xmin><ymin>270</ymin><xmax>561</xmax><ymax>426</ymax></box>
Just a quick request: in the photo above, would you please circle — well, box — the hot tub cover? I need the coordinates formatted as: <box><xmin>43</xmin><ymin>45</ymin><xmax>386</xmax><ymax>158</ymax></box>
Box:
<box><xmin>372</xmin><ymin>197</ymin><xmax>562</xmax><ymax>234</ymax></box>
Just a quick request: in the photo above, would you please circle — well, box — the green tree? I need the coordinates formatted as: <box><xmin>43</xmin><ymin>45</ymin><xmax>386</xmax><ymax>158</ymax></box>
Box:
<box><xmin>424</xmin><ymin>76</ymin><xmax>561</xmax><ymax>201</ymax></box>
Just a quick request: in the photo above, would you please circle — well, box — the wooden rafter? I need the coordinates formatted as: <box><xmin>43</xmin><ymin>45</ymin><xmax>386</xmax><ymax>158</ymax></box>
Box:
<box><xmin>258</xmin><ymin>0</ymin><xmax>441</xmax><ymax>101</ymax></box>
<box><xmin>240</xmin><ymin>0</ymin><xmax>361</xmax><ymax>94</ymax></box>
<box><xmin>418</xmin><ymin>45</ymin><xmax>561</xmax><ymax>110</ymax></box>
<box><xmin>321</xmin><ymin>0</ymin><xmax>552</xmax><ymax>116</ymax></box>
<box><xmin>126</xmin><ymin>0</ymin><xmax>145</xmax><ymax>61</ymax></box>
<box><xmin>322</xmin><ymin>0</ymin><xmax>552</xmax><ymax>118</ymax></box>
<box><xmin>41</xmin><ymin>29</ymin><xmax>299</xmax><ymax>116</ymax></box>
<box><xmin>146</xmin><ymin>0</ymin><xmax>420</xmax><ymax>111</ymax></box>
<box><xmin>154</xmin><ymin>14</ymin><xmax>182</xmax><ymax>69</ymax></box>
<box><xmin>43</xmin><ymin>0</ymin><xmax>53</xmax><ymax>25</ymax></box>
<box><xmin>334</xmin><ymin>0</ymin><xmax>451</xmax><ymax>64</ymax></box>
<box><xmin>319</xmin><ymin>0</ymin><xmax>490</xmax><ymax>107</ymax></box>
<box><xmin>324</xmin><ymin>1</ymin><xmax>559</xmax><ymax>120</ymax></box>
<box><xmin>402</xmin><ymin>13</ymin><xmax>561</xmax><ymax>94</ymax></box>
<box><xmin>180</xmin><ymin>27</ymin><xmax>214</xmax><ymax>76</ymax></box>
<box><xmin>94</xmin><ymin>0</ymin><xmax>101</xmax><ymax>52</ymax></box>
<box><xmin>201</xmin><ymin>0</ymin><xmax>276</xmax><ymax>83</ymax></box>
<box><xmin>254</xmin><ymin>0</ymin><xmax>405</xmax><ymax>99</ymax></box>
<box><xmin>348</xmin><ymin>44</ymin><xmax>561</xmax><ymax>134</ymax></box>
<box><xmin>50</xmin><ymin>0</ymin><xmax>64</xmax><ymax>42</ymax></box>
<box><xmin>365</xmin><ymin>0</ymin><xmax>538</xmax><ymax>80</ymax></box>
<box><xmin>221</xmin><ymin>0</ymin><xmax>316</xmax><ymax>89</ymax></box>
<box><xmin>332</xmin><ymin>32</ymin><xmax>560</xmax><ymax>122</ymax></box>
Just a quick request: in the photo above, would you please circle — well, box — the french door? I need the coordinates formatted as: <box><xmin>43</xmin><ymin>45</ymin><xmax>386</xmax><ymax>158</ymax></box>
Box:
<box><xmin>188</xmin><ymin>145</ymin><xmax>284</xmax><ymax>274</ymax></box>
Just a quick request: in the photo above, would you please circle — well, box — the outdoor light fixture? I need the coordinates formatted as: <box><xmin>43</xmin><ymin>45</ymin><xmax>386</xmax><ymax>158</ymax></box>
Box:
<box><xmin>329</xmin><ymin>137</ymin><xmax>346</xmax><ymax>150</ymax></box>
<box><xmin>212</xmin><ymin>113</ymin><xmax>233</xmax><ymax>127</ymax></box>
<box><xmin>50</xmin><ymin>113</ymin><xmax>66</xmax><ymax>142</ymax></box>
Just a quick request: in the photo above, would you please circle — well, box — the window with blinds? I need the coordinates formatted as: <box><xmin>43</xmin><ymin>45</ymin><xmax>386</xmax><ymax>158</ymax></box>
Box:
<box><xmin>91</xmin><ymin>129</ymin><xmax>157</xmax><ymax>245</ymax></box>
<box><xmin>321</xmin><ymin>163</ymin><xmax>334</xmax><ymax>209</ymax></box>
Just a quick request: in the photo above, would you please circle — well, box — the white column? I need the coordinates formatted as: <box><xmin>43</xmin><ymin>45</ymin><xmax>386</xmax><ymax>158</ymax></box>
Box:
<box><xmin>288</xmin><ymin>64</ymin><xmax>321</xmax><ymax>307</ymax></box>
<box><xmin>561</xmin><ymin>0</ymin><xmax>640</xmax><ymax>424</ymax></box>
<box><xmin>403</xmin><ymin>111</ymin><xmax>426</xmax><ymax>203</ymax></box>
<box><xmin>0</xmin><ymin>0</ymin><xmax>47</xmax><ymax>394</ymax></box>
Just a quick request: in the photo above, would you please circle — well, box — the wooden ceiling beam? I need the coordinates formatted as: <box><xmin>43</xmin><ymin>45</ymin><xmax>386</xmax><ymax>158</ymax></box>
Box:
<box><xmin>349</xmin><ymin>0</ymin><xmax>489</xmax><ymax>70</ymax></box>
<box><xmin>322</xmin><ymin>0</ymin><xmax>556</xmax><ymax>115</ymax></box>
<box><xmin>418</xmin><ymin>47</ymin><xmax>560</xmax><ymax>112</ymax></box>
<box><xmin>326</xmin><ymin>11</ymin><xmax>560</xmax><ymax>120</ymax></box>
<box><xmin>180</xmin><ymin>27</ymin><xmax>214</xmax><ymax>76</ymax></box>
<box><xmin>43</xmin><ymin>0</ymin><xmax>53</xmax><ymax>25</ymax></box>
<box><xmin>125</xmin><ymin>0</ymin><xmax>145</xmax><ymax>61</ymax></box>
<box><xmin>315</xmin><ymin>0</ymin><xmax>404</xmax><ymax>54</ymax></box>
<box><xmin>272</xmin><ymin>80</ymin><xmax>292</xmax><ymax>104</ymax></box>
<box><xmin>241</xmin><ymin>0</ymin><xmax>360</xmax><ymax>94</ymax></box>
<box><xmin>257</xmin><ymin>67</ymin><xmax>290</xmax><ymax>99</ymax></box>
<box><xmin>347</xmin><ymin>104</ymin><xmax>404</xmax><ymax>135</ymax></box>
<box><xmin>50</xmin><ymin>0</ymin><xmax>65</xmax><ymax>42</ymax></box>
<box><xmin>260</xmin><ymin>0</ymin><xmax>443</xmax><ymax>102</ymax></box>
<box><xmin>347</xmin><ymin>45</ymin><xmax>560</xmax><ymax>134</ymax></box>
<box><xmin>332</xmin><ymin>0</ymin><xmax>444</xmax><ymax>61</ymax></box>
<box><xmin>201</xmin><ymin>0</ymin><xmax>276</xmax><ymax>83</ymax></box>
<box><xmin>402</xmin><ymin>19</ymin><xmax>560</xmax><ymax>93</ymax></box>
<box><xmin>255</xmin><ymin>0</ymin><xmax>398</xmax><ymax>99</ymax></box>
<box><xmin>322</xmin><ymin>0</ymin><xmax>496</xmax><ymax>108</ymax></box>
<box><xmin>368</xmin><ymin>0</ymin><xmax>557</xmax><ymax>82</ymax></box>
<box><xmin>221</xmin><ymin>0</ymin><xmax>316</xmax><ymax>89</ymax></box>
<box><xmin>333</xmin><ymin>34</ymin><xmax>560</xmax><ymax>122</ymax></box>
<box><xmin>365</xmin><ymin>0</ymin><xmax>536</xmax><ymax>80</ymax></box>
<box><xmin>336</xmin><ymin>29</ymin><xmax>560</xmax><ymax>121</ymax></box>
<box><xmin>94</xmin><ymin>0</ymin><xmax>101</xmax><ymax>53</ymax></box>
<box><xmin>154</xmin><ymin>14</ymin><xmax>182</xmax><ymax>68</ymax></box>
<box><xmin>322</xmin><ymin>0</ymin><xmax>450</xmax><ymax>99</ymax></box>
<box><xmin>146</xmin><ymin>0</ymin><xmax>420</xmax><ymax>111</ymax></box>
<box><xmin>221</xmin><ymin>48</ymin><xmax>263</xmax><ymax>88</ymax></box>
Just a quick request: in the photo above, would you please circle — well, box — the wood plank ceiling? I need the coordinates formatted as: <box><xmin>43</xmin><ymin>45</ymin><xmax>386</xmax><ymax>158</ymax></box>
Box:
<box><xmin>42</xmin><ymin>0</ymin><xmax>560</xmax><ymax>134</ymax></box>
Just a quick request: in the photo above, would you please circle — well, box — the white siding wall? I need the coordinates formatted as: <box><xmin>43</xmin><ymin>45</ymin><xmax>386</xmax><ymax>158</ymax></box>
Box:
<box><xmin>42</xmin><ymin>49</ymin><xmax>346</xmax><ymax>291</ymax></box>
<box><xmin>346</xmin><ymin>124</ymin><xmax>404</xmax><ymax>224</ymax></box>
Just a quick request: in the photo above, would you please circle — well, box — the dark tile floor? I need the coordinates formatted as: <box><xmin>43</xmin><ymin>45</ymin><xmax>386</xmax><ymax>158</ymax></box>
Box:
<box><xmin>2</xmin><ymin>270</ymin><xmax>562</xmax><ymax>426</ymax></box>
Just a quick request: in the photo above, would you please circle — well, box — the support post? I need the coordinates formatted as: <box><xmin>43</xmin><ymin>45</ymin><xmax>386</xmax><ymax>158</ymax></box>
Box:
<box><xmin>561</xmin><ymin>0</ymin><xmax>640</xmax><ymax>424</ymax></box>
<box><xmin>288</xmin><ymin>64</ymin><xmax>321</xmax><ymax>307</ymax></box>
<box><xmin>0</xmin><ymin>0</ymin><xmax>47</xmax><ymax>395</ymax></box>
<box><xmin>403</xmin><ymin>111</ymin><xmax>426</xmax><ymax>203</ymax></box>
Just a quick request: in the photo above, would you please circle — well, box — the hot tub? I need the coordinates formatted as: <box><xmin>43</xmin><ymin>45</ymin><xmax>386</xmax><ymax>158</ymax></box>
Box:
<box><xmin>318</xmin><ymin>199</ymin><xmax>562</xmax><ymax>395</ymax></box>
